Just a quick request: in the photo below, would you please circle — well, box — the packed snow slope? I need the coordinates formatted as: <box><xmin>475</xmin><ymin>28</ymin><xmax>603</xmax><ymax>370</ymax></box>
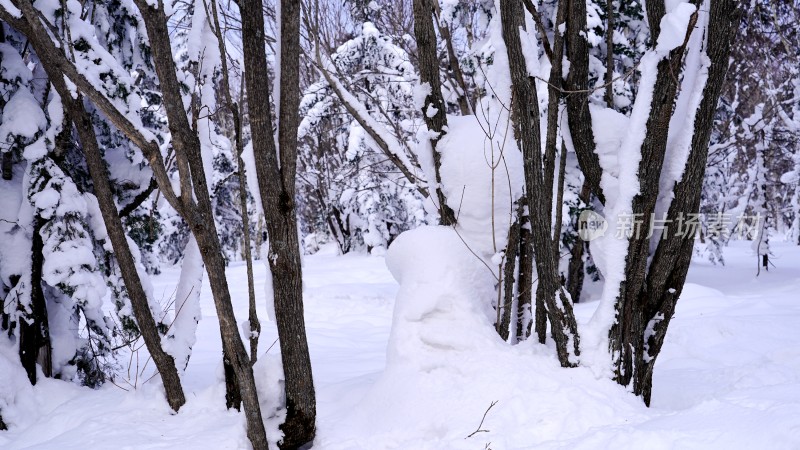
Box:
<box><xmin>1</xmin><ymin>239</ymin><xmax>799</xmax><ymax>449</ymax></box>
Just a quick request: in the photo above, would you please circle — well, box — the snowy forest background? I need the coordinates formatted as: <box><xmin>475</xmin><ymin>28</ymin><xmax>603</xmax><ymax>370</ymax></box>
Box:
<box><xmin>0</xmin><ymin>0</ymin><xmax>799</xmax><ymax>448</ymax></box>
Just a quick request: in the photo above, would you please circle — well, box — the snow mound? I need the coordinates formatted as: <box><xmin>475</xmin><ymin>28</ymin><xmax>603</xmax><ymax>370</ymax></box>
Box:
<box><xmin>317</xmin><ymin>226</ymin><xmax>648</xmax><ymax>449</ymax></box>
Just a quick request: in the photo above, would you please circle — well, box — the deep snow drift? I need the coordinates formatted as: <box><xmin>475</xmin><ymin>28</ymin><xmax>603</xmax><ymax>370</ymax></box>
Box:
<box><xmin>1</xmin><ymin>240</ymin><xmax>800</xmax><ymax>449</ymax></box>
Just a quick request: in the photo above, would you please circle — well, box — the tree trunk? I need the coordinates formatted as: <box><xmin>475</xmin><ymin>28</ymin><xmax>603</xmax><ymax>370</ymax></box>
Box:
<box><xmin>240</xmin><ymin>0</ymin><xmax>316</xmax><ymax>446</ymax></box>
<box><xmin>67</xmin><ymin>94</ymin><xmax>186</xmax><ymax>411</ymax></box>
<box><xmin>413</xmin><ymin>0</ymin><xmax>457</xmax><ymax>225</ymax></box>
<box><xmin>499</xmin><ymin>209</ymin><xmax>521</xmax><ymax>341</ymax></box>
<box><xmin>604</xmin><ymin>0</ymin><xmax>615</xmax><ymax>107</ymax></box>
<box><xmin>608</xmin><ymin>3</ymin><xmax>697</xmax><ymax>391</ymax></box>
<box><xmin>207</xmin><ymin>0</ymin><xmax>261</xmax><ymax>366</ymax></box>
<box><xmin>516</xmin><ymin>201</ymin><xmax>534</xmax><ymax>341</ymax></box>
<box><xmin>132</xmin><ymin>1</ymin><xmax>269</xmax><ymax>444</ymax></box>
<box><xmin>565</xmin><ymin>0</ymin><xmax>605</xmax><ymax>204</ymax></box>
<box><xmin>567</xmin><ymin>181</ymin><xmax>592</xmax><ymax>303</ymax></box>
<box><xmin>18</xmin><ymin>216</ymin><xmax>50</xmax><ymax>384</ymax></box>
<box><xmin>1</xmin><ymin>151</ymin><xmax>11</xmax><ymax>181</ymax></box>
<box><xmin>500</xmin><ymin>0</ymin><xmax>579</xmax><ymax>366</ymax></box>
<box><xmin>566</xmin><ymin>240</ymin><xmax>585</xmax><ymax>304</ymax></box>
<box><xmin>606</xmin><ymin>0</ymin><xmax>741</xmax><ymax>404</ymax></box>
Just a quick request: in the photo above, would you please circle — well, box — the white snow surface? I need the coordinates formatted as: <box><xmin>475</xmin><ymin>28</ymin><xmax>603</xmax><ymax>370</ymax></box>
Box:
<box><xmin>1</xmin><ymin>241</ymin><xmax>800</xmax><ymax>449</ymax></box>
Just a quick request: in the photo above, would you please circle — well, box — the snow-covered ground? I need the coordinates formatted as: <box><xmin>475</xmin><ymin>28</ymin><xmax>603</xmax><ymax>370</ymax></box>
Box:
<box><xmin>1</xmin><ymin>241</ymin><xmax>799</xmax><ymax>449</ymax></box>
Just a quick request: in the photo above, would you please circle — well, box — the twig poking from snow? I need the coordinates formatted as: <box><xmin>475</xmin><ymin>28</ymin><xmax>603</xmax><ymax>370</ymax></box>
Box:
<box><xmin>465</xmin><ymin>400</ymin><xmax>498</xmax><ymax>439</ymax></box>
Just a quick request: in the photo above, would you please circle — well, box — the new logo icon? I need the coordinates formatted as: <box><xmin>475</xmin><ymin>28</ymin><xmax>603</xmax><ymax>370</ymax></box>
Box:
<box><xmin>577</xmin><ymin>210</ymin><xmax>607</xmax><ymax>241</ymax></box>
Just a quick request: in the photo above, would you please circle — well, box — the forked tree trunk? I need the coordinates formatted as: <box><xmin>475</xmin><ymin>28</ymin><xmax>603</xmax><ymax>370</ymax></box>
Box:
<box><xmin>240</xmin><ymin>0</ymin><xmax>316</xmax><ymax>447</ymax></box>
<box><xmin>617</xmin><ymin>0</ymin><xmax>742</xmax><ymax>404</ymax></box>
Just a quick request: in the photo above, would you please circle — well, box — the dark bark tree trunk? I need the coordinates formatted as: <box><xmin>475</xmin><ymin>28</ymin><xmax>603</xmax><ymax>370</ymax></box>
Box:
<box><xmin>18</xmin><ymin>216</ymin><xmax>51</xmax><ymax>384</ymax></box>
<box><xmin>598</xmin><ymin>0</ymin><xmax>742</xmax><ymax>404</ymax></box>
<box><xmin>516</xmin><ymin>201</ymin><xmax>534</xmax><ymax>341</ymax></box>
<box><xmin>500</xmin><ymin>0</ymin><xmax>579</xmax><ymax>366</ymax></box>
<box><xmin>565</xmin><ymin>0</ymin><xmax>605</xmax><ymax>204</ymax></box>
<box><xmin>208</xmin><ymin>0</ymin><xmax>261</xmax><ymax>366</ymax></box>
<box><xmin>499</xmin><ymin>209</ymin><xmax>521</xmax><ymax>340</ymax></box>
<box><xmin>608</xmin><ymin>1</ymin><xmax>697</xmax><ymax>393</ymax></box>
<box><xmin>604</xmin><ymin>0</ymin><xmax>615</xmax><ymax>107</ymax></box>
<box><xmin>627</xmin><ymin>0</ymin><xmax>742</xmax><ymax>404</ymax></box>
<box><xmin>566</xmin><ymin>182</ymin><xmax>592</xmax><ymax>303</ymax></box>
<box><xmin>0</xmin><ymin>25</ymin><xmax>12</xmax><ymax>182</ymax></box>
<box><xmin>68</xmin><ymin>95</ymin><xmax>187</xmax><ymax>410</ymax></box>
<box><xmin>413</xmin><ymin>0</ymin><xmax>457</xmax><ymax>225</ymax></box>
<box><xmin>240</xmin><ymin>0</ymin><xmax>316</xmax><ymax>447</ymax></box>
<box><xmin>566</xmin><ymin>241</ymin><xmax>585</xmax><ymax>304</ymax></box>
<box><xmin>1</xmin><ymin>151</ymin><xmax>11</xmax><ymax>181</ymax></box>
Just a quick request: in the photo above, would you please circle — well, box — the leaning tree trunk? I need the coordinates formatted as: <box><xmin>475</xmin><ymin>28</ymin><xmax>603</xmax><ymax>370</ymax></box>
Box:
<box><xmin>131</xmin><ymin>0</ymin><xmax>269</xmax><ymax>445</ymax></box>
<box><xmin>70</xmin><ymin>96</ymin><xmax>186</xmax><ymax>410</ymax></box>
<box><xmin>240</xmin><ymin>0</ymin><xmax>317</xmax><ymax>447</ymax></box>
<box><xmin>499</xmin><ymin>0</ymin><xmax>580</xmax><ymax>367</ymax></box>
<box><xmin>7</xmin><ymin>6</ymin><xmax>188</xmax><ymax>411</ymax></box>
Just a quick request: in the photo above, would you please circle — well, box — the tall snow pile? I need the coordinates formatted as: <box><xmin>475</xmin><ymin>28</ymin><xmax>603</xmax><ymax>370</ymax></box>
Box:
<box><xmin>316</xmin><ymin>226</ymin><xmax>648</xmax><ymax>449</ymax></box>
<box><xmin>438</xmin><ymin>114</ymin><xmax>523</xmax><ymax>259</ymax></box>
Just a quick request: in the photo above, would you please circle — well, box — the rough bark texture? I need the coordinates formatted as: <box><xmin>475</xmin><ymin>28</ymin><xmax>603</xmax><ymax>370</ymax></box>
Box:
<box><xmin>500</xmin><ymin>0</ymin><xmax>579</xmax><ymax>366</ymax></box>
<box><xmin>633</xmin><ymin>0</ymin><xmax>741</xmax><ymax>404</ymax></box>
<box><xmin>413</xmin><ymin>0</ymin><xmax>457</xmax><ymax>225</ymax></box>
<box><xmin>604</xmin><ymin>0</ymin><xmax>615</xmax><ymax>107</ymax></box>
<box><xmin>240</xmin><ymin>0</ymin><xmax>316</xmax><ymax>447</ymax></box>
<box><xmin>565</xmin><ymin>0</ymin><xmax>605</xmax><ymax>204</ymax></box>
<box><xmin>543</xmin><ymin>0</ymin><xmax>567</xmax><ymax>214</ymax></box>
<box><xmin>608</xmin><ymin>0</ymin><xmax>741</xmax><ymax>404</ymax></box>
